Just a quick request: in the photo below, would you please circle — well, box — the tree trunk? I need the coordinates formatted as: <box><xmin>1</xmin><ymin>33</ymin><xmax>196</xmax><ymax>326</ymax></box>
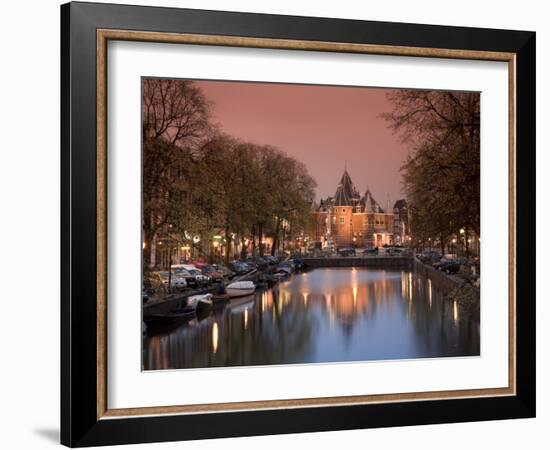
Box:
<box><xmin>258</xmin><ymin>223</ymin><xmax>264</xmax><ymax>257</ymax></box>
<box><xmin>251</xmin><ymin>224</ymin><xmax>257</xmax><ymax>257</ymax></box>
<box><xmin>271</xmin><ymin>218</ymin><xmax>281</xmax><ymax>256</ymax></box>
<box><xmin>225</xmin><ymin>226</ymin><xmax>231</xmax><ymax>265</ymax></box>
<box><xmin>142</xmin><ymin>233</ymin><xmax>152</xmax><ymax>269</ymax></box>
<box><xmin>440</xmin><ymin>233</ymin><xmax>445</xmax><ymax>255</ymax></box>
<box><xmin>208</xmin><ymin>240</ymin><xmax>214</xmax><ymax>264</ymax></box>
<box><xmin>240</xmin><ymin>236</ymin><xmax>247</xmax><ymax>259</ymax></box>
<box><xmin>142</xmin><ymin>220</ymin><xmax>154</xmax><ymax>269</ymax></box>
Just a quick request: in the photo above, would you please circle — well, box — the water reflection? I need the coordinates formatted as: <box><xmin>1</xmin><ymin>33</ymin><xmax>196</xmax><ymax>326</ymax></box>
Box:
<box><xmin>143</xmin><ymin>268</ymin><xmax>480</xmax><ymax>370</ymax></box>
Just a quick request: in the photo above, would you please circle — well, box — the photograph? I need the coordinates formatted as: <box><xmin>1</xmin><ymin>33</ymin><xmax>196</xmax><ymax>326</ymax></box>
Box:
<box><xmin>141</xmin><ymin>78</ymin><xmax>481</xmax><ymax>370</ymax></box>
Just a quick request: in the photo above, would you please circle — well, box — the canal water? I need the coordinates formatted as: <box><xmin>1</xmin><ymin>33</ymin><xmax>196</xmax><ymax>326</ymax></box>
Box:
<box><xmin>143</xmin><ymin>267</ymin><xmax>480</xmax><ymax>370</ymax></box>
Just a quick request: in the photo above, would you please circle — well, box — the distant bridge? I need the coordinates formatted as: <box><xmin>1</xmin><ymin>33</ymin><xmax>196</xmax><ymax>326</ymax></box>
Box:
<box><xmin>302</xmin><ymin>256</ymin><xmax>413</xmax><ymax>269</ymax></box>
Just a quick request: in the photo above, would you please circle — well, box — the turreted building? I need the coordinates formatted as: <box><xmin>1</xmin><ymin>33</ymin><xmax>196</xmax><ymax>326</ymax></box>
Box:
<box><xmin>310</xmin><ymin>169</ymin><xmax>407</xmax><ymax>250</ymax></box>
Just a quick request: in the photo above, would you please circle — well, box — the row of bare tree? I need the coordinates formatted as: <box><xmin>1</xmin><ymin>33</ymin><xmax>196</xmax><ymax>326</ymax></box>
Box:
<box><xmin>142</xmin><ymin>78</ymin><xmax>316</xmax><ymax>266</ymax></box>
<box><xmin>383</xmin><ymin>90</ymin><xmax>480</xmax><ymax>255</ymax></box>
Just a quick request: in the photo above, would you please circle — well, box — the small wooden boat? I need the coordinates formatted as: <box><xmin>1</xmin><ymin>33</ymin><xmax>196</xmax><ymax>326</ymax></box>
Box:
<box><xmin>144</xmin><ymin>308</ymin><xmax>195</xmax><ymax>329</ymax></box>
<box><xmin>188</xmin><ymin>293</ymin><xmax>213</xmax><ymax>312</ymax></box>
<box><xmin>226</xmin><ymin>281</ymin><xmax>255</xmax><ymax>298</ymax></box>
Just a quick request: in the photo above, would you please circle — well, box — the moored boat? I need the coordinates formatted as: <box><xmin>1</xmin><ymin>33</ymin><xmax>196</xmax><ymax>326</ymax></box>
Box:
<box><xmin>226</xmin><ymin>281</ymin><xmax>255</xmax><ymax>298</ymax></box>
<box><xmin>273</xmin><ymin>270</ymin><xmax>290</xmax><ymax>280</ymax></box>
<box><xmin>144</xmin><ymin>308</ymin><xmax>195</xmax><ymax>330</ymax></box>
<box><xmin>188</xmin><ymin>293</ymin><xmax>213</xmax><ymax>312</ymax></box>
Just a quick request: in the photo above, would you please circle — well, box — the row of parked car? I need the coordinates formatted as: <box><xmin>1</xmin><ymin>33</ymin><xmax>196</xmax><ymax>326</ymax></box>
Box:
<box><xmin>336</xmin><ymin>245</ymin><xmax>407</xmax><ymax>257</ymax></box>
<box><xmin>143</xmin><ymin>255</ymin><xmax>291</xmax><ymax>301</ymax></box>
<box><xmin>145</xmin><ymin>263</ymin><xmax>234</xmax><ymax>294</ymax></box>
<box><xmin>417</xmin><ymin>251</ymin><xmax>478</xmax><ymax>275</ymax></box>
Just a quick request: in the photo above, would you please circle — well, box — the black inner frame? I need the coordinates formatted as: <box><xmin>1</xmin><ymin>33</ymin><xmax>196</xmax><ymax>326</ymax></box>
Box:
<box><xmin>61</xmin><ymin>2</ymin><xmax>536</xmax><ymax>447</ymax></box>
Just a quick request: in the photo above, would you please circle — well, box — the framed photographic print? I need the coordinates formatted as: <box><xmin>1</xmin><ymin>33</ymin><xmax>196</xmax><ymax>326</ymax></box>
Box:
<box><xmin>61</xmin><ymin>1</ymin><xmax>536</xmax><ymax>447</ymax></box>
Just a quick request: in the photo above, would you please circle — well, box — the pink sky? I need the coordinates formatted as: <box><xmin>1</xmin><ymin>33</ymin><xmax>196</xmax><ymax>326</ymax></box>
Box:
<box><xmin>194</xmin><ymin>80</ymin><xmax>411</xmax><ymax>206</ymax></box>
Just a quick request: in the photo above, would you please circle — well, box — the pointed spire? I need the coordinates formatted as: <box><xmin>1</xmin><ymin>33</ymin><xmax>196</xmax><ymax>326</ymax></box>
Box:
<box><xmin>334</xmin><ymin>168</ymin><xmax>360</xmax><ymax>206</ymax></box>
<box><xmin>363</xmin><ymin>187</ymin><xmax>384</xmax><ymax>213</ymax></box>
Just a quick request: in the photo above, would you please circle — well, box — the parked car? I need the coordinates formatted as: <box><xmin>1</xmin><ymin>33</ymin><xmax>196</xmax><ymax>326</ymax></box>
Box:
<box><xmin>434</xmin><ymin>260</ymin><xmax>450</xmax><ymax>272</ymax></box>
<box><xmin>447</xmin><ymin>258</ymin><xmax>469</xmax><ymax>273</ymax></box>
<box><xmin>172</xmin><ymin>264</ymin><xmax>210</xmax><ymax>286</ymax></box>
<box><xmin>290</xmin><ymin>258</ymin><xmax>305</xmax><ymax>271</ymax></box>
<box><xmin>337</xmin><ymin>247</ymin><xmax>356</xmax><ymax>256</ymax></box>
<box><xmin>418</xmin><ymin>250</ymin><xmax>442</xmax><ymax>264</ymax></box>
<box><xmin>213</xmin><ymin>263</ymin><xmax>235</xmax><ymax>279</ymax></box>
<box><xmin>171</xmin><ymin>266</ymin><xmax>199</xmax><ymax>288</ymax></box>
<box><xmin>245</xmin><ymin>257</ymin><xmax>268</xmax><ymax>270</ymax></box>
<box><xmin>433</xmin><ymin>257</ymin><xmax>467</xmax><ymax>273</ymax></box>
<box><xmin>387</xmin><ymin>247</ymin><xmax>404</xmax><ymax>256</ymax></box>
<box><xmin>263</xmin><ymin>255</ymin><xmax>278</xmax><ymax>265</ymax></box>
<box><xmin>187</xmin><ymin>268</ymin><xmax>211</xmax><ymax>285</ymax></box>
<box><xmin>201</xmin><ymin>265</ymin><xmax>224</xmax><ymax>282</ymax></box>
<box><xmin>158</xmin><ymin>271</ymin><xmax>188</xmax><ymax>290</ymax></box>
<box><xmin>365</xmin><ymin>247</ymin><xmax>378</xmax><ymax>255</ymax></box>
<box><xmin>229</xmin><ymin>261</ymin><xmax>251</xmax><ymax>275</ymax></box>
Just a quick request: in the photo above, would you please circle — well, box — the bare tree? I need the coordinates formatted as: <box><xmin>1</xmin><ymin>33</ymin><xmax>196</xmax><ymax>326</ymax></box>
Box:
<box><xmin>142</xmin><ymin>79</ymin><xmax>212</xmax><ymax>266</ymax></box>
<box><xmin>383</xmin><ymin>90</ymin><xmax>480</xmax><ymax>249</ymax></box>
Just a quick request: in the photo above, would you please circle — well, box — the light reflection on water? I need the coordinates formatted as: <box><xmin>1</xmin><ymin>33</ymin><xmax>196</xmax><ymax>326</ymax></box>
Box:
<box><xmin>143</xmin><ymin>267</ymin><xmax>480</xmax><ymax>370</ymax></box>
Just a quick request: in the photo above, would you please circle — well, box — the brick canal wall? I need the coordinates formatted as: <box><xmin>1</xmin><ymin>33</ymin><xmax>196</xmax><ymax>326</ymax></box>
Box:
<box><xmin>302</xmin><ymin>256</ymin><xmax>413</xmax><ymax>269</ymax></box>
<box><xmin>412</xmin><ymin>257</ymin><xmax>463</xmax><ymax>293</ymax></box>
<box><xmin>303</xmin><ymin>256</ymin><xmax>462</xmax><ymax>295</ymax></box>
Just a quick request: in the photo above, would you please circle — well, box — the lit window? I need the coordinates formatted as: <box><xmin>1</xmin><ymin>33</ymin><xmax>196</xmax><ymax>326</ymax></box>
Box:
<box><xmin>339</xmin><ymin>217</ymin><xmax>345</xmax><ymax>224</ymax></box>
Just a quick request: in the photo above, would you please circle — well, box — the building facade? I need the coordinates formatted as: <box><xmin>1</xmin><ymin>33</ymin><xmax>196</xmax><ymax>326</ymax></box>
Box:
<box><xmin>309</xmin><ymin>170</ymin><xmax>409</xmax><ymax>250</ymax></box>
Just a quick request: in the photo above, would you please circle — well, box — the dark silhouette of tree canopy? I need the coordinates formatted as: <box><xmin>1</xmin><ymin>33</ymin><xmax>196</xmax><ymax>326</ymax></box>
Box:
<box><xmin>142</xmin><ymin>79</ymin><xmax>317</xmax><ymax>266</ymax></box>
<box><xmin>198</xmin><ymin>135</ymin><xmax>316</xmax><ymax>263</ymax></box>
<box><xmin>142</xmin><ymin>79</ymin><xmax>213</xmax><ymax>266</ymax></box>
<box><xmin>383</xmin><ymin>90</ymin><xmax>480</xmax><ymax>252</ymax></box>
